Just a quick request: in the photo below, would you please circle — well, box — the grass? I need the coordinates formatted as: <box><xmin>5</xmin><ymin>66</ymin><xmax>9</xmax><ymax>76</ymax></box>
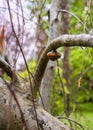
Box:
<box><xmin>70</xmin><ymin>106</ymin><xmax>93</xmax><ymax>130</ymax></box>
<box><xmin>60</xmin><ymin>102</ymin><xmax>93</xmax><ymax>130</ymax></box>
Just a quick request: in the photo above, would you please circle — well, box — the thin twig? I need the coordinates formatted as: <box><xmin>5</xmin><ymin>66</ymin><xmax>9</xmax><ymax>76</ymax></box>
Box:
<box><xmin>57</xmin><ymin>60</ymin><xmax>72</xmax><ymax>126</ymax></box>
<box><xmin>0</xmin><ymin>7</ymin><xmax>30</xmax><ymax>21</ymax></box>
<box><xmin>57</xmin><ymin>60</ymin><xmax>65</xmax><ymax>93</ymax></box>
<box><xmin>57</xmin><ymin>116</ymin><xmax>86</xmax><ymax>130</ymax></box>
<box><xmin>19</xmin><ymin>0</ymin><xmax>25</xmax><ymax>24</ymax></box>
<box><xmin>78</xmin><ymin>64</ymin><xmax>93</xmax><ymax>87</ymax></box>
<box><xmin>57</xmin><ymin>9</ymin><xmax>89</xmax><ymax>33</ymax></box>
<box><xmin>41</xmin><ymin>0</ymin><xmax>46</xmax><ymax>12</ymax></box>
<box><xmin>6</xmin><ymin>0</ymin><xmax>40</xmax><ymax>129</ymax></box>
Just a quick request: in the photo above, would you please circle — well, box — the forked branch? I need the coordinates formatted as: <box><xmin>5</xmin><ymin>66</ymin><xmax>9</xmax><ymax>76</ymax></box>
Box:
<box><xmin>0</xmin><ymin>34</ymin><xmax>93</xmax><ymax>94</ymax></box>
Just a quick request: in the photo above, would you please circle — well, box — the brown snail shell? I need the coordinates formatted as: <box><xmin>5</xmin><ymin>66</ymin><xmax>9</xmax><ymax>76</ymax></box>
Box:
<box><xmin>47</xmin><ymin>50</ymin><xmax>61</xmax><ymax>61</ymax></box>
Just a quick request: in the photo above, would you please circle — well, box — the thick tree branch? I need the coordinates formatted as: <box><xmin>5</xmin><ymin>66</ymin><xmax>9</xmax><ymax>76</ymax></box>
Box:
<box><xmin>0</xmin><ymin>57</ymin><xmax>14</xmax><ymax>79</ymax></box>
<box><xmin>0</xmin><ymin>56</ymin><xmax>70</xmax><ymax>130</ymax></box>
<box><xmin>49</xmin><ymin>34</ymin><xmax>93</xmax><ymax>48</ymax></box>
<box><xmin>0</xmin><ymin>57</ymin><xmax>20</xmax><ymax>84</ymax></box>
<box><xmin>34</xmin><ymin>34</ymin><xmax>93</xmax><ymax>92</ymax></box>
<box><xmin>0</xmin><ymin>82</ymin><xmax>70</xmax><ymax>130</ymax></box>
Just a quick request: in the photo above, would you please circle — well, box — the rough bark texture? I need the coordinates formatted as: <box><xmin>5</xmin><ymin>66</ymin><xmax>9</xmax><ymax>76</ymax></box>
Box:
<box><xmin>0</xmin><ymin>81</ymin><xmax>70</xmax><ymax>130</ymax></box>
<box><xmin>39</xmin><ymin>0</ymin><xmax>62</xmax><ymax>111</ymax></box>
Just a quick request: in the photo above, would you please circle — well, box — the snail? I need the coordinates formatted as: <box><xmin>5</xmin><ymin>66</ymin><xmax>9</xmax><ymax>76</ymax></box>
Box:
<box><xmin>47</xmin><ymin>50</ymin><xmax>61</xmax><ymax>61</ymax></box>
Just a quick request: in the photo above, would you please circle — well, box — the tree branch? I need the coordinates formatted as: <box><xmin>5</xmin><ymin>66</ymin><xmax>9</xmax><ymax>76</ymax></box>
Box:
<box><xmin>1</xmin><ymin>34</ymin><xmax>93</xmax><ymax>95</ymax></box>
<box><xmin>0</xmin><ymin>57</ymin><xmax>14</xmax><ymax>79</ymax></box>
<box><xmin>0</xmin><ymin>57</ymin><xmax>20</xmax><ymax>84</ymax></box>
<box><xmin>34</xmin><ymin>34</ymin><xmax>93</xmax><ymax>92</ymax></box>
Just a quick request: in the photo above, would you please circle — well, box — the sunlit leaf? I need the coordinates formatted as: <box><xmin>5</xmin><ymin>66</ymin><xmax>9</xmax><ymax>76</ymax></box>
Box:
<box><xmin>64</xmin><ymin>86</ymin><xmax>70</xmax><ymax>94</ymax></box>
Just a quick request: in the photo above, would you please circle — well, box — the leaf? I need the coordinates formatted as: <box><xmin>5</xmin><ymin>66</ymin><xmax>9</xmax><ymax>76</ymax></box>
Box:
<box><xmin>64</xmin><ymin>86</ymin><xmax>70</xmax><ymax>94</ymax></box>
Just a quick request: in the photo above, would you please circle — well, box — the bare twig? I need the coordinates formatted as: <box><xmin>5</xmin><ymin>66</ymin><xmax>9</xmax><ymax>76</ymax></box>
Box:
<box><xmin>57</xmin><ymin>60</ymin><xmax>65</xmax><ymax>93</ymax></box>
<box><xmin>57</xmin><ymin>9</ymin><xmax>89</xmax><ymax>33</ymax></box>
<box><xmin>6</xmin><ymin>0</ymin><xmax>40</xmax><ymax>129</ymax></box>
<box><xmin>41</xmin><ymin>0</ymin><xmax>46</xmax><ymax>12</ymax></box>
<box><xmin>19</xmin><ymin>0</ymin><xmax>25</xmax><ymax>24</ymax></box>
<box><xmin>57</xmin><ymin>116</ymin><xmax>86</xmax><ymax>130</ymax></box>
<box><xmin>0</xmin><ymin>7</ymin><xmax>30</xmax><ymax>21</ymax></box>
<box><xmin>78</xmin><ymin>64</ymin><xmax>93</xmax><ymax>87</ymax></box>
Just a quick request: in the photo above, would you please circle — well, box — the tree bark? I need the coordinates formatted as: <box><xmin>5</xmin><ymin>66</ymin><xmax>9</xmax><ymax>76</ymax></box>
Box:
<box><xmin>39</xmin><ymin>0</ymin><xmax>62</xmax><ymax>111</ymax></box>
<box><xmin>0</xmin><ymin>82</ymin><xmax>70</xmax><ymax>130</ymax></box>
<box><xmin>34</xmin><ymin>34</ymin><xmax>93</xmax><ymax>93</ymax></box>
<box><xmin>61</xmin><ymin>0</ymin><xmax>70</xmax><ymax>116</ymax></box>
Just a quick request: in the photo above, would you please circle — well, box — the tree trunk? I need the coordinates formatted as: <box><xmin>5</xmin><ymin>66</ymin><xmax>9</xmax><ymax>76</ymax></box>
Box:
<box><xmin>39</xmin><ymin>0</ymin><xmax>62</xmax><ymax>112</ymax></box>
<box><xmin>61</xmin><ymin>0</ymin><xmax>70</xmax><ymax>116</ymax></box>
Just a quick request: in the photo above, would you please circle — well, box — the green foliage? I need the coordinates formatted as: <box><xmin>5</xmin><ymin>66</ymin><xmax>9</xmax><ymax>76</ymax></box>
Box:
<box><xmin>51</xmin><ymin>47</ymin><xmax>93</xmax><ymax>115</ymax></box>
<box><xmin>70</xmin><ymin>47</ymin><xmax>93</xmax><ymax>80</ymax></box>
<box><xmin>28</xmin><ymin>0</ymin><xmax>51</xmax><ymax>31</ymax></box>
<box><xmin>70</xmin><ymin>47</ymin><xmax>93</xmax><ymax>103</ymax></box>
<box><xmin>18</xmin><ymin>60</ymin><xmax>37</xmax><ymax>79</ymax></box>
<box><xmin>51</xmin><ymin>0</ymin><xmax>93</xmax><ymax>116</ymax></box>
<box><xmin>70</xmin><ymin>0</ymin><xmax>85</xmax><ymax>33</ymax></box>
<box><xmin>70</xmin><ymin>0</ymin><xmax>93</xmax><ymax>33</ymax></box>
<box><xmin>70</xmin><ymin>102</ymin><xmax>93</xmax><ymax>130</ymax></box>
<box><xmin>61</xmin><ymin>103</ymin><xmax>93</xmax><ymax>130</ymax></box>
<box><xmin>4</xmin><ymin>73</ymin><xmax>11</xmax><ymax>81</ymax></box>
